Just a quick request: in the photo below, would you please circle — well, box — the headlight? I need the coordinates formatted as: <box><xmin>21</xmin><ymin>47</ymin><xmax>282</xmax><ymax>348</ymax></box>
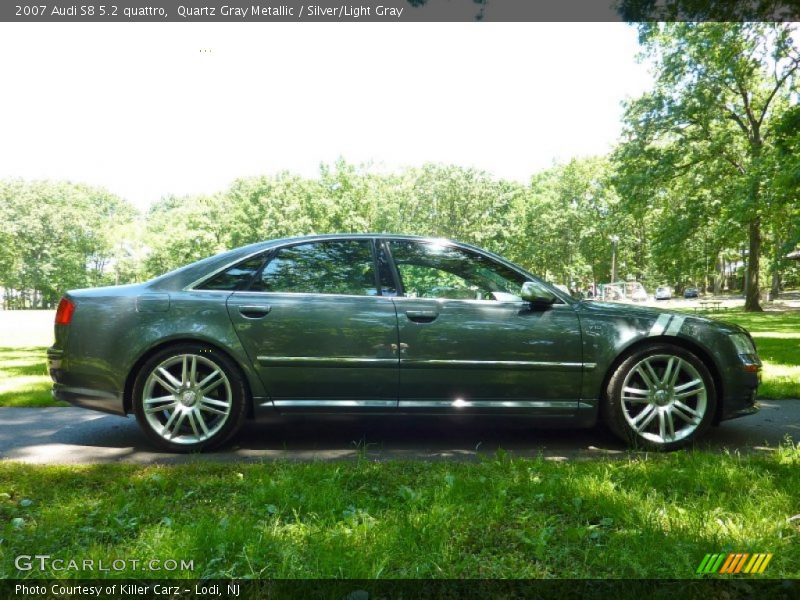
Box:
<box><xmin>730</xmin><ymin>333</ymin><xmax>756</xmax><ymax>355</ymax></box>
<box><xmin>731</xmin><ymin>333</ymin><xmax>760</xmax><ymax>374</ymax></box>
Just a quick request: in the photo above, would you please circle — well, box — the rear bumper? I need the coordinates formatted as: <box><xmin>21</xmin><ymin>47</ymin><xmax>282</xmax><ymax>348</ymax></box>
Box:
<box><xmin>48</xmin><ymin>347</ymin><xmax>126</xmax><ymax>416</ymax></box>
<box><xmin>51</xmin><ymin>384</ymin><xmax>126</xmax><ymax>416</ymax></box>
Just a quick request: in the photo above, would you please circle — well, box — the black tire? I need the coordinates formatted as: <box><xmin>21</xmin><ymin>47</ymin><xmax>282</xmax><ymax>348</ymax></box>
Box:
<box><xmin>602</xmin><ymin>343</ymin><xmax>717</xmax><ymax>451</ymax></box>
<box><xmin>132</xmin><ymin>343</ymin><xmax>248</xmax><ymax>452</ymax></box>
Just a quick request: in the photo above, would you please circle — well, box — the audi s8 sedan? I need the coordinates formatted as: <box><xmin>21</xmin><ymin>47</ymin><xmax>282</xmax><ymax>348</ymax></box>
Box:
<box><xmin>48</xmin><ymin>234</ymin><xmax>761</xmax><ymax>452</ymax></box>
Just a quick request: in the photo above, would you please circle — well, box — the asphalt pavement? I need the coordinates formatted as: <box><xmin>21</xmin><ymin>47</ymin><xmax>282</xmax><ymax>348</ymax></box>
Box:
<box><xmin>0</xmin><ymin>400</ymin><xmax>797</xmax><ymax>464</ymax></box>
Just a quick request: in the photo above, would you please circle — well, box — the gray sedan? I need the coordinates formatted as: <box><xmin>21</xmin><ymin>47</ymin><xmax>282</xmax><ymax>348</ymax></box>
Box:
<box><xmin>48</xmin><ymin>234</ymin><xmax>761</xmax><ymax>452</ymax></box>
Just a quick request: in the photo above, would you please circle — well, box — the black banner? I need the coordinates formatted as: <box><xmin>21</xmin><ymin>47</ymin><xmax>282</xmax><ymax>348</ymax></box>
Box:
<box><xmin>2</xmin><ymin>579</ymin><xmax>800</xmax><ymax>600</ymax></box>
<box><xmin>3</xmin><ymin>0</ymin><xmax>800</xmax><ymax>22</ymax></box>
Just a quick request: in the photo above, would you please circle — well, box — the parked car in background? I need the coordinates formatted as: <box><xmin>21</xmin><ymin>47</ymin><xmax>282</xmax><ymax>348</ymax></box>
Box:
<box><xmin>598</xmin><ymin>281</ymin><xmax>648</xmax><ymax>303</ymax></box>
<box><xmin>684</xmin><ymin>287</ymin><xmax>700</xmax><ymax>299</ymax></box>
<box><xmin>48</xmin><ymin>234</ymin><xmax>761</xmax><ymax>453</ymax></box>
<box><xmin>655</xmin><ymin>286</ymin><xmax>673</xmax><ymax>300</ymax></box>
<box><xmin>630</xmin><ymin>287</ymin><xmax>649</xmax><ymax>302</ymax></box>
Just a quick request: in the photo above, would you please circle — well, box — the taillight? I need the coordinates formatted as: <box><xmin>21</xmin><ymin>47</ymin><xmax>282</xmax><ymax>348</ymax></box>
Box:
<box><xmin>55</xmin><ymin>297</ymin><xmax>75</xmax><ymax>325</ymax></box>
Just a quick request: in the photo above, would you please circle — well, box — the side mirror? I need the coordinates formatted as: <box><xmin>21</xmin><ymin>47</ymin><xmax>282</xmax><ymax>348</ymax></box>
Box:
<box><xmin>520</xmin><ymin>281</ymin><xmax>556</xmax><ymax>306</ymax></box>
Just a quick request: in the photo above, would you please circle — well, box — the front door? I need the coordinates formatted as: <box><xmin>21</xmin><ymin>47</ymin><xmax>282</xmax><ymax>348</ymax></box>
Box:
<box><xmin>386</xmin><ymin>240</ymin><xmax>584</xmax><ymax>415</ymax></box>
<box><xmin>227</xmin><ymin>239</ymin><xmax>399</xmax><ymax>408</ymax></box>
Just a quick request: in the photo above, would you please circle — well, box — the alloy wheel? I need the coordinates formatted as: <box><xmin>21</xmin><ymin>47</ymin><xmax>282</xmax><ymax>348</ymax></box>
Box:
<box><xmin>141</xmin><ymin>353</ymin><xmax>233</xmax><ymax>445</ymax></box>
<box><xmin>619</xmin><ymin>354</ymin><xmax>708</xmax><ymax>445</ymax></box>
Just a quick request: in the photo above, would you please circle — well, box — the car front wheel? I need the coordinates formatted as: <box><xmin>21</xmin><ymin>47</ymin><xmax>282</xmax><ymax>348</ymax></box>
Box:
<box><xmin>132</xmin><ymin>344</ymin><xmax>248</xmax><ymax>452</ymax></box>
<box><xmin>603</xmin><ymin>343</ymin><xmax>716</xmax><ymax>451</ymax></box>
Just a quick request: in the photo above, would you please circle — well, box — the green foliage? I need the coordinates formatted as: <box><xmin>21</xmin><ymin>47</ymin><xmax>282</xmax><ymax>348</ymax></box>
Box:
<box><xmin>614</xmin><ymin>23</ymin><xmax>800</xmax><ymax>310</ymax></box>
<box><xmin>0</xmin><ymin>180</ymin><xmax>137</xmax><ymax>307</ymax></box>
<box><xmin>134</xmin><ymin>159</ymin><xmax>630</xmax><ymax>290</ymax></box>
<box><xmin>521</xmin><ymin>157</ymin><xmax>629</xmax><ymax>287</ymax></box>
<box><xmin>138</xmin><ymin>161</ymin><xmax>535</xmax><ymax>281</ymax></box>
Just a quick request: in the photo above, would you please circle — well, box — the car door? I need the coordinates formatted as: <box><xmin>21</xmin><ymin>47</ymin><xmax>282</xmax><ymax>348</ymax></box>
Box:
<box><xmin>226</xmin><ymin>238</ymin><xmax>400</xmax><ymax>408</ymax></box>
<box><xmin>386</xmin><ymin>239</ymin><xmax>584</xmax><ymax>415</ymax></box>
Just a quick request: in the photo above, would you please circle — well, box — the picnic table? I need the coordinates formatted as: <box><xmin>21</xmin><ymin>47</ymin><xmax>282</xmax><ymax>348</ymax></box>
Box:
<box><xmin>695</xmin><ymin>300</ymin><xmax>724</xmax><ymax>313</ymax></box>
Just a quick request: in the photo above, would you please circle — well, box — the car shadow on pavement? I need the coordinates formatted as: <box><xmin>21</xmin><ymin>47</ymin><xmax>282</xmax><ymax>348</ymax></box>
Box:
<box><xmin>0</xmin><ymin>402</ymin><xmax>797</xmax><ymax>464</ymax></box>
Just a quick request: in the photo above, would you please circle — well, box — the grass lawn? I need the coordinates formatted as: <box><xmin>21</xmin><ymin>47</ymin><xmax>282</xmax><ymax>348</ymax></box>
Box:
<box><xmin>1</xmin><ymin>448</ymin><xmax>799</xmax><ymax>579</ymax></box>
<box><xmin>0</xmin><ymin>347</ymin><xmax>65</xmax><ymax>407</ymax></box>
<box><xmin>0</xmin><ymin>310</ymin><xmax>65</xmax><ymax>407</ymax></box>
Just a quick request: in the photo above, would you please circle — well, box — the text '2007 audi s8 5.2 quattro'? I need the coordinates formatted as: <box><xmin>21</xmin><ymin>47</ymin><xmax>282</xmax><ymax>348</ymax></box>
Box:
<box><xmin>48</xmin><ymin>234</ymin><xmax>761</xmax><ymax>452</ymax></box>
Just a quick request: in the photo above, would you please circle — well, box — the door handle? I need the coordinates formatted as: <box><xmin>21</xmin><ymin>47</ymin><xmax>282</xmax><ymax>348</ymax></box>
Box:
<box><xmin>238</xmin><ymin>305</ymin><xmax>272</xmax><ymax>319</ymax></box>
<box><xmin>405</xmin><ymin>310</ymin><xmax>439</xmax><ymax>323</ymax></box>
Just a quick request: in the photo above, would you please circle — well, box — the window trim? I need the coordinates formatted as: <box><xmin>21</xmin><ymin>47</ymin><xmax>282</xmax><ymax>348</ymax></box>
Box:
<box><xmin>368</xmin><ymin>239</ymin><xmax>382</xmax><ymax>296</ymax></box>
<box><xmin>376</xmin><ymin>239</ymin><xmax>404</xmax><ymax>297</ymax></box>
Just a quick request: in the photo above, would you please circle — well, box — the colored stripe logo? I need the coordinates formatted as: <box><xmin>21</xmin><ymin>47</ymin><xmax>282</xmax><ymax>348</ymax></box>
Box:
<box><xmin>696</xmin><ymin>553</ymin><xmax>773</xmax><ymax>574</ymax></box>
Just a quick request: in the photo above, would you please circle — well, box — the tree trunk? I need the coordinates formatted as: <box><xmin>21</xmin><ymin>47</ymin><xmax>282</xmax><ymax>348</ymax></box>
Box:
<box><xmin>744</xmin><ymin>216</ymin><xmax>763</xmax><ymax>312</ymax></box>
<box><xmin>770</xmin><ymin>270</ymin><xmax>781</xmax><ymax>300</ymax></box>
<box><xmin>770</xmin><ymin>240</ymin><xmax>783</xmax><ymax>300</ymax></box>
<box><xmin>713</xmin><ymin>252</ymin><xmax>722</xmax><ymax>295</ymax></box>
<box><xmin>741</xmin><ymin>246</ymin><xmax>748</xmax><ymax>293</ymax></box>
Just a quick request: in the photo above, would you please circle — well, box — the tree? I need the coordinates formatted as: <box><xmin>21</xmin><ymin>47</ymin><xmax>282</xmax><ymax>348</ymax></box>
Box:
<box><xmin>144</xmin><ymin>194</ymin><xmax>235</xmax><ymax>277</ymax></box>
<box><xmin>615</xmin><ymin>23</ymin><xmax>800</xmax><ymax>311</ymax></box>
<box><xmin>519</xmin><ymin>158</ymin><xmax>635</xmax><ymax>290</ymax></box>
<box><xmin>766</xmin><ymin>104</ymin><xmax>800</xmax><ymax>293</ymax></box>
<box><xmin>0</xmin><ymin>180</ymin><xmax>137</xmax><ymax>307</ymax></box>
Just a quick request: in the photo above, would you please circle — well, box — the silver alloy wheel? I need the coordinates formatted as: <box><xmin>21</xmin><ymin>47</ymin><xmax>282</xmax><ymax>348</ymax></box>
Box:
<box><xmin>620</xmin><ymin>354</ymin><xmax>707</xmax><ymax>445</ymax></box>
<box><xmin>142</xmin><ymin>353</ymin><xmax>233</xmax><ymax>445</ymax></box>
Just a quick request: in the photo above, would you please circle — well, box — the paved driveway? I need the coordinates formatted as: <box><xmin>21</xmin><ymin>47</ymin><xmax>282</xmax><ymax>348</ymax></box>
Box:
<box><xmin>0</xmin><ymin>401</ymin><xmax>797</xmax><ymax>464</ymax></box>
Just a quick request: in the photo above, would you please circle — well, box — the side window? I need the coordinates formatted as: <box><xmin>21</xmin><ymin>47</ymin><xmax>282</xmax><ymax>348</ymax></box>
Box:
<box><xmin>197</xmin><ymin>256</ymin><xmax>265</xmax><ymax>291</ymax></box>
<box><xmin>388</xmin><ymin>241</ymin><xmax>528</xmax><ymax>301</ymax></box>
<box><xmin>251</xmin><ymin>240</ymin><xmax>378</xmax><ymax>296</ymax></box>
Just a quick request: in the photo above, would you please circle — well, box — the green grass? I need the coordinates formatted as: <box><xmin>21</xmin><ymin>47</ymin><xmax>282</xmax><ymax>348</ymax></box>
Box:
<box><xmin>0</xmin><ymin>347</ymin><xmax>65</xmax><ymax>407</ymax></box>
<box><xmin>1</xmin><ymin>448</ymin><xmax>799</xmax><ymax>579</ymax></box>
<box><xmin>703</xmin><ymin>310</ymin><xmax>800</xmax><ymax>400</ymax></box>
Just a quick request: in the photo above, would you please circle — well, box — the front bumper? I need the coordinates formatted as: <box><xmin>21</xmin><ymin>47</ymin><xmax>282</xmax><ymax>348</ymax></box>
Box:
<box><xmin>718</xmin><ymin>367</ymin><xmax>760</xmax><ymax>423</ymax></box>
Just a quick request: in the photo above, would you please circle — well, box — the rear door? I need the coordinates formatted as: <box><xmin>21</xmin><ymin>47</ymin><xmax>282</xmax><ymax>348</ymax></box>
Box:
<box><xmin>226</xmin><ymin>239</ymin><xmax>400</xmax><ymax>408</ymax></box>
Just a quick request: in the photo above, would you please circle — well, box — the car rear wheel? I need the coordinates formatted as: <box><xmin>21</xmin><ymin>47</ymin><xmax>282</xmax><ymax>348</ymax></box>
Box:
<box><xmin>132</xmin><ymin>344</ymin><xmax>248</xmax><ymax>452</ymax></box>
<box><xmin>603</xmin><ymin>343</ymin><xmax>716</xmax><ymax>451</ymax></box>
